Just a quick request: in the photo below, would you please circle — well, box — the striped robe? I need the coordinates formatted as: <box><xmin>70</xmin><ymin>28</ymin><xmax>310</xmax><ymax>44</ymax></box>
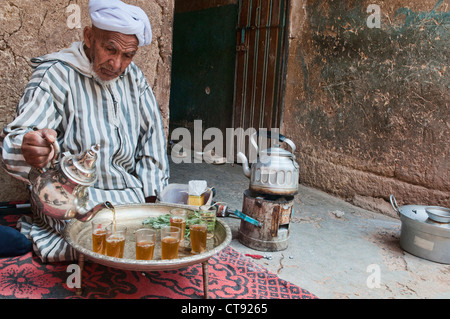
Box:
<box><xmin>0</xmin><ymin>42</ymin><xmax>170</xmax><ymax>262</ymax></box>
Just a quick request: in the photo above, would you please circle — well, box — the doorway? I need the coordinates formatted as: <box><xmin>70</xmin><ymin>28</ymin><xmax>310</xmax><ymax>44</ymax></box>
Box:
<box><xmin>169</xmin><ymin>1</ymin><xmax>238</xmax><ymax>158</ymax></box>
<box><xmin>169</xmin><ymin>0</ymin><xmax>289</xmax><ymax>159</ymax></box>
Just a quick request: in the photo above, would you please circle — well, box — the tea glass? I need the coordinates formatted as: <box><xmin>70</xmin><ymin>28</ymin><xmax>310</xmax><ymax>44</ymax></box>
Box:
<box><xmin>199</xmin><ymin>205</ymin><xmax>217</xmax><ymax>239</ymax></box>
<box><xmin>91</xmin><ymin>219</ymin><xmax>112</xmax><ymax>255</ymax></box>
<box><xmin>160</xmin><ymin>226</ymin><xmax>181</xmax><ymax>260</ymax></box>
<box><xmin>135</xmin><ymin>228</ymin><xmax>156</xmax><ymax>260</ymax></box>
<box><xmin>189</xmin><ymin>219</ymin><xmax>208</xmax><ymax>255</ymax></box>
<box><xmin>170</xmin><ymin>208</ymin><xmax>188</xmax><ymax>244</ymax></box>
<box><xmin>105</xmin><ymin>224</ymin><xmax>127</xmax><ymax>258</ymax></box>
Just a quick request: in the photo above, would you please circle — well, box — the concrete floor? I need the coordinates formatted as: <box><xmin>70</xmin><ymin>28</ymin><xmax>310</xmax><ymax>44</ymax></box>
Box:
<box><xmin>168</xmin><ymin>158</ymin><xmax>449</xmax><ymax>299</ymax></box>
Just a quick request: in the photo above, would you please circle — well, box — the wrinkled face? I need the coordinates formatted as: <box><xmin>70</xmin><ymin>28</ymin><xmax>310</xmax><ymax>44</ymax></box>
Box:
<box><xmin>83</xmin><ymin>26</ymin><xmax>139</xmax><ymax>82</ymax></box>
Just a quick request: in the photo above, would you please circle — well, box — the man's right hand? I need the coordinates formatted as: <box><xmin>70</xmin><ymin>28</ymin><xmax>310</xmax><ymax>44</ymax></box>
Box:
<box><xmin>22</xmin><ymin>128</ymin><xmax>58</xmax><ymax>169</ymax></box>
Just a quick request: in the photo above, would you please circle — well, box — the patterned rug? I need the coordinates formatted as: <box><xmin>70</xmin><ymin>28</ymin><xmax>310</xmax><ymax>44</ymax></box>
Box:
<box><xmin>0</xmin><ymin>211</ymin><xmax>317</xmax><ymax>299</ymax></box>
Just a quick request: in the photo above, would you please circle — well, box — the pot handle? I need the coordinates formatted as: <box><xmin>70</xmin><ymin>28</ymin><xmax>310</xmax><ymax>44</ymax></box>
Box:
<box><xmin>39</xmin><ymin>140</ymin><xmax>61</xmax><ymax>173</ymax></box>
<box><xmin>389</xmin><ymin>194</ymin><xmax>400</xmax><ymax>217</ymax></box>
<box><xmin>256</xmin><ymin>130</ymin><xmax>296</xmax><ymax>153</ymax></box>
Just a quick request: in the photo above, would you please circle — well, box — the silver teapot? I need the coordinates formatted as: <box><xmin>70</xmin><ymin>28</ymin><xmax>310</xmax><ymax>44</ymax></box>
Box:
<box><xmin>30</xmin><ymin>142</ymin><xmax>109</xmax><ymax>222</ymax></box>
<box><xmin>237</xmin><ymin>131</ymin><xmax>299</xmax><ymax>196</ymax></box>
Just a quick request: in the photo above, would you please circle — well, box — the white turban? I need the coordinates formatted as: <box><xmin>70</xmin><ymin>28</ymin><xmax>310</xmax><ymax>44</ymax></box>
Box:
<box><xmin>88</xmin><ymin>0</ymin><xmax>152</xmax><ymax>46</ymax></box>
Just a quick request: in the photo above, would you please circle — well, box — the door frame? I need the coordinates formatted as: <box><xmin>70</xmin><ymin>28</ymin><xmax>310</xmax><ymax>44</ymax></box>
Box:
<box><xmin>231</xmin><ymin>0</ymin><xmax>291</xmax><ymax>159</ymax></box>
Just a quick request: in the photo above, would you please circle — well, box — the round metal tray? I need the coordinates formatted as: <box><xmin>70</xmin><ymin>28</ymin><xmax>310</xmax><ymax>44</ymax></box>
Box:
<box><xmin>63</xmin><ymin>203</ymin><xmax>232</xmax><ymax>271</ymax></box>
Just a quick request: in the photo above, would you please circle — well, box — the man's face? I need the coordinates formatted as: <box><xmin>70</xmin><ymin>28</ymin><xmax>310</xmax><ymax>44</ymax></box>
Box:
<box><xmin>84</xmin><ymin>26</ymin><xmax>139</xmax><ymax>82</ymax></box>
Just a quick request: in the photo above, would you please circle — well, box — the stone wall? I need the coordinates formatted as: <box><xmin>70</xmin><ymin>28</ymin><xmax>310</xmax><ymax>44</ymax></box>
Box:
<box><xmin>283</xmin><ymin>0</ymin><xmax>449</xmax><ymax>216</ymax></box>
<box><xmin>0</xmin><ymin>0</ymin><xmax>174</xmax><ymax>201</ymax></box>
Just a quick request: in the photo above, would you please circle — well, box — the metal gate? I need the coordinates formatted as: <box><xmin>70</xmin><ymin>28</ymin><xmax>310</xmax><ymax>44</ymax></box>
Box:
<box><xmin>231</xmin><ymin>0</ymin><xmax>289</xmax><ymax>161</ymax></box>
<box><xmin>233</xmin><ymin>0</ymin><xmax>289</xmax><ymax>132</ymax></box>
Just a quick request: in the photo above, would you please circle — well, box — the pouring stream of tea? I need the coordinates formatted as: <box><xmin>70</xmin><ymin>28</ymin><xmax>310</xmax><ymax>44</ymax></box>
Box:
<box><xmin>105</xmin><ymin>201</ymin><xmax>117</xmax><ymax>234</ymax></box>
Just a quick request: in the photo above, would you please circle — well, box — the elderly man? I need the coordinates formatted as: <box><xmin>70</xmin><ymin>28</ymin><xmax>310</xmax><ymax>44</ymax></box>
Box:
<box><xmin>0</xmin><ymin>0</ymin><xmax>169</xmax><ymax>262</ymax></box>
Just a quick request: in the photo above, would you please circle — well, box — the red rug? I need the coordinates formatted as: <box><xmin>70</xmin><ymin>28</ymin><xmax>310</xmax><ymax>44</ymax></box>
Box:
<box><xmin>0</xmin><ymin>212</ymin><xmax>317</xmax><ymax>299</ymax></box>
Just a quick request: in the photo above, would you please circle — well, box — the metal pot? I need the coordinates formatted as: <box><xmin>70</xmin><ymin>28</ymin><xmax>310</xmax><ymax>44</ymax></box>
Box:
<box><xmin>390</xmin><ymin>195</ymin><xmax>450</xmax><ymax>264</ymax></box>
<box><xmin>237</xmin><ymin>130</ymin><xmax>299</xmax><ymax>196</ymax></box>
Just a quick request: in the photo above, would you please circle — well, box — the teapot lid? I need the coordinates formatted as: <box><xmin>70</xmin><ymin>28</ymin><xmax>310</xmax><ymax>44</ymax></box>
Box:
<box><xmin>61</xmin><ymin>144</ymin><xmax>99</xmax><ymax>186</ymax></box>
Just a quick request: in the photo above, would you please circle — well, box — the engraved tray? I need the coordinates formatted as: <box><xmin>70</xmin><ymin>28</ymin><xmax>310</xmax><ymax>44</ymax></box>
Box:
<box><xmin>63</xmin><ymin>203</ymin><xmax>232</xmax><ymax>271</ymax></box>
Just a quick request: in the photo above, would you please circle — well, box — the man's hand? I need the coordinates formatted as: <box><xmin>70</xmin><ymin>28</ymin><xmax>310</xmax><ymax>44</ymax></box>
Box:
<box><xmin>22</xmin><ymin>128</ymin><xmax>58</xmax><ymax>169</ymax></box>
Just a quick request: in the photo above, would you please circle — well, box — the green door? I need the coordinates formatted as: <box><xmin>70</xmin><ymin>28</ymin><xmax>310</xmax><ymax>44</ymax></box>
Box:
<box><xmin>169</xmin><ymin>3</ymin><xmax>239</xmax><ymax>147</ymax></box>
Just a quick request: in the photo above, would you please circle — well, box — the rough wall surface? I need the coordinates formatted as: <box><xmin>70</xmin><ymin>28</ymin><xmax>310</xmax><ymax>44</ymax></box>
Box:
<box><xmin>284</xmin><ymin>0</ymin><xmax>449</xmax><ymax>216</ymax></box>
<box><xmin>0</xmin><ymin>0</ymin><xmax>173</xmax><ymax>201</ymax></box>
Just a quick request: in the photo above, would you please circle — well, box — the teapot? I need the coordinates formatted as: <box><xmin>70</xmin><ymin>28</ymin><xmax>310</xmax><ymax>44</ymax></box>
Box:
<box><xmin>237</xmin><ymin>130</ymin><xmax>299</xmax><ymax>196</ymax></box>
<box><xmin>30</xmin><ymin>142</ymin><xmax>109</xmax><ymax>222</ymax></box>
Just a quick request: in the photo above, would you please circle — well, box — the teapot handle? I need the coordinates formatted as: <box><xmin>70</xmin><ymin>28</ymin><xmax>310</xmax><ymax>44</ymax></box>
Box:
<box><xmin>256</xmin><ymin>130</ymin><xmax>296</xmax><ymax>153</ymax></box>
<box><xmin>257</xmin><ymin>129</ymin><xmax>286</xmax><ymax>142</ymax></box>
<box><xmin>39</xmin><ymin>140</ymin><xmax>61</xmax><ymax>173</ymax></box>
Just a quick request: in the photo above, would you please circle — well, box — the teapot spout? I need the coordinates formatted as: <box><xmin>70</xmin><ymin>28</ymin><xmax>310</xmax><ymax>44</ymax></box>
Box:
<box><xmin>237</xmin><ymin>152</ymin><xmax>251</xmax><ymax>178</ymax></box>
<box><xmin>72</xmin><ymin>201</ymin><xmax>113</xmax><ymax>222</ymax></box>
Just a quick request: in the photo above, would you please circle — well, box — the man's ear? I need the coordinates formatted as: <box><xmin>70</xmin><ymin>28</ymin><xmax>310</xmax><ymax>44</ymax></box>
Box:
<box><xmin>83</xmin><ymin>26</ymin><xmax>93</xmax><ymax>48</ymax></box>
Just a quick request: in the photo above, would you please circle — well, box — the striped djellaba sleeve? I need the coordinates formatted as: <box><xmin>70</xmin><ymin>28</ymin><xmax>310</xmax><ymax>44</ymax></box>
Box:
<box><xmin>0</xmin><ymin>58</ymin><xmax>169</xmax><ymax>199</ymax></box>
<box><xmin>0</xmin><ymin>61</ymin><xmax>68</xmax><ymax>184</ymax></box>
